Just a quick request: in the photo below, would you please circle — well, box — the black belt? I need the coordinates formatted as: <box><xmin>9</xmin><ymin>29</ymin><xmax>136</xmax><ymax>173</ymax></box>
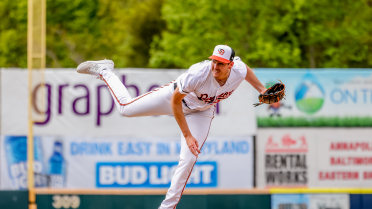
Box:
<box><xmin>173</xmin><ymin>82</ymin><xmax>191</xmax><ymax>109</ymax></box>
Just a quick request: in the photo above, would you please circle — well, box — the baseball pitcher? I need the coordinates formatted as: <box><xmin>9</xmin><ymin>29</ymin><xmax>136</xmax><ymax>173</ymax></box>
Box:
<box><xmin>77</xmin><ymin>45</ymin><xmax>267</xmax><ymax>209</ymax></box>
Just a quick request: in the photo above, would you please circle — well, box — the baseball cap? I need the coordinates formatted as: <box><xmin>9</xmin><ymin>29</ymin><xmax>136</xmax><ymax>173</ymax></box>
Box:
<box><xmin>209</xmin><ymin>45</ymin><xmax>235</xmax><ymax>63</ymax></box>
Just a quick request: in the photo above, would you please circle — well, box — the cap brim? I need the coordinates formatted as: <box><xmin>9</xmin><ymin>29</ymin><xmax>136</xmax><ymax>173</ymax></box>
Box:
<box><xmin>209</xmin><ymin>55</ymin><xmax>231</xmax><ymax>63</ymax></box>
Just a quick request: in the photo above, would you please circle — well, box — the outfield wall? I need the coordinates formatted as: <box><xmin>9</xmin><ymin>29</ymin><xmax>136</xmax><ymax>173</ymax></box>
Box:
<box><xmin>0</xmin><ymin>68</ymin><xmax>256</xmax><ymax>190</ymax></box>
<box><xmin>1</xmin><ymin>68</ymin><xmax>372</xmax><ymax>209</ymax></box>
<box><xmin>0</xmin><ymin>191</ymin><xmax>28</xmax><ymax>209</ymax></box>
<box><xmin>1</xmin><ymin>190</ymin><xmax>372</xmax><ymax>209</ymax></box>
<box><xmin>1</xmin><ymin>190</ymin><xmax>371</xmax><ymax>209</ymax></box>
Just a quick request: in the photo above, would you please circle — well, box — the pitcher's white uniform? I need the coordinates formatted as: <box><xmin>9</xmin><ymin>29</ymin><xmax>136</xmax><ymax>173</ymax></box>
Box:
<box><xmin>178</xmin><ymin>58</ymin><xmax>247</xmax><ymax>111</ymax></box>
<box><xmin>77</xmin><ymin>45</ymin><xmax>260</xmax><ymax>209</ymax></box>
<box><xmin>158</xmin><ymin>58</ymin><xmax>247</xmax><ymax>209</ymax></box>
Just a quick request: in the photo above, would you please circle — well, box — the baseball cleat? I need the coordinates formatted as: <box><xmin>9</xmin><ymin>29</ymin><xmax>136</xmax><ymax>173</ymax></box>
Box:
<box><xmin>76</xmin><ymin>59</ymin><xmax>114</xmax><ymax>78</ymax></box>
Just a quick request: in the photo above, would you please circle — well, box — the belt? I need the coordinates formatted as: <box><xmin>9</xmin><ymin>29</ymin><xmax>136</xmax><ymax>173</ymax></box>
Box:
<box><xmin>173</xmin><ymin>82</ymin><xmax>191</xmax><ymax>109</ymax></box>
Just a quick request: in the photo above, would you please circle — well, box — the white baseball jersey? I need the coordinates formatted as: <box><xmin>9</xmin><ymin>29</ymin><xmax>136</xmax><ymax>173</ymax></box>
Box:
<box><xmin>176</xmin><ymin>57</ymin><xmax>248</xmax><ymax>111</ymax></box>
<box><xmin>82</xmin><ymin>57</ymin><xmax>250</xmax><ymax>209</ymax></box>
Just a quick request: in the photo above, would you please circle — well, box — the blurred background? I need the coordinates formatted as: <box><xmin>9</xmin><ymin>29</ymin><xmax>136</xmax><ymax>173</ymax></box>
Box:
<box><xmin>1</xmin><ymin>0</ymin><xmax>372</xmax><ymax>209</ymax></box>
<box><xmin>1</xmin><ymin>0</ymin><xmax>371</xmax><ymax>68</ymax></box>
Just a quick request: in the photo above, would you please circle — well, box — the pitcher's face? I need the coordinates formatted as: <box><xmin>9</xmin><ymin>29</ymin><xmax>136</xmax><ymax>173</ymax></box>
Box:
<box><xmin>211</xmin><ymin>59</ymin><xmax>233</xmax><ymax>80</ymax></box>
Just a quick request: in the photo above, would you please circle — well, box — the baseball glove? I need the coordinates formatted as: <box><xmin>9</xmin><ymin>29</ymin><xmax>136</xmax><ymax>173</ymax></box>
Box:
<box><xmin>254</xmin><ymin>81</ymin><xmax>285</xmax><ymax>107</ymax></box>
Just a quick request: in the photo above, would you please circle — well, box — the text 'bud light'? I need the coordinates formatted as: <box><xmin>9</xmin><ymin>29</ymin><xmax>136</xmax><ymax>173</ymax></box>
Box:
<box><xmin>96</xmin><ymin>162</ymin><xmax>217</xmax><ymax>188</ymax></box>
<box><xmin>4</xmin><ymin>135</ymin><xmax>47</xmax><ymax>189</ymax></box>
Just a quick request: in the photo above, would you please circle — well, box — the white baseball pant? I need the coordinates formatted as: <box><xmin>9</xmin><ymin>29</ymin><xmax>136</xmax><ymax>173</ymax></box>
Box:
<box><xmin>100</xmin><ymin>71</ymin><xmax>215</xmax><ymax>209</ymax></box>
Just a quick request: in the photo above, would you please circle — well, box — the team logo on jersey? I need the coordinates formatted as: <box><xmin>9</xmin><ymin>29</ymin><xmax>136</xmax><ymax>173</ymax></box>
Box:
<box><xmin>218</xmin><ymin>49</ymin><xmax>225</xmax><ymax>55</ymax></box>
<box><xmin>198</xmin><ymin>90</ymin><xmax>234</xmax><ymax>104</ymax></box>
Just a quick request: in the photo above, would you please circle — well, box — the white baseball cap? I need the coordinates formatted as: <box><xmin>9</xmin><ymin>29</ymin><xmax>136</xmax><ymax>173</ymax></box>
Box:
<box><xmin>209</xmin><ymin>45</ymin><xmax>235</xmax><ymax>63</ymax></box>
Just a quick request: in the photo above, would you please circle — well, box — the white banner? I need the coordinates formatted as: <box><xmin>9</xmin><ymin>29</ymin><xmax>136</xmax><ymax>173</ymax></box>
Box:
<box><xmin>308</xmin><ymin>194</ymin><xmax>349</xmax><ymax>209</ymax></box>
<box><xmin>1</xmin><ymin>69</ymin><xmax>256</xmax><ymax>137</ymax></box>
<box><xmin>0</xmin><ymin>135</ymin><xmax>253</xmax><ymax>189</ymax></box>
<box><xmin>271</xmin><ymin>194</ymin><xmax>349</xmax><ymax>209</ymax></box>
<box><xmin>257</xmin><ymin>128</ymin><xmax>372</xmax><ymax>188</ymax></box>
<box><xmin>1</xmin><ymin>68</ymin><xmax>256</xmax><ymax>189</ymax></box>
<box><xmin>255</xmin><ymin>69</ymin><xmax>372</xmax><ymax>127</ymax></box>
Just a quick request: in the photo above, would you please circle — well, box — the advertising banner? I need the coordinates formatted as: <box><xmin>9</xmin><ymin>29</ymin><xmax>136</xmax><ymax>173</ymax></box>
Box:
<box><xmin>0</xmin><ymin>68</ymin><xmax>256</xmax><ymax>189</ymax></box>
<box><xmin>0</xmin><ymin>135</ymin><xmax>253</xmax><ymax>189</ymax></box>
<box><xmin>257</xmin><ymin>128</ymin><xmax>372</xmax><ymax>188</ymax></box>
<box><xmin>255</xmin><ymin>69</ymin><xmax>372</xmax><ymax>127</ymax></box>
<box><xmin>271</xmin><ymin>194</ymin><xmax>309</xmax><ymax>209</ymax></box>
<box><xmin>0</xmin><ymin>69</ymin><xmax>257</xmax><ymax>137</ymax></box>
<box><xmin>272</xmin><ymin>194</ymin><xmax>349</xmax><ymax>209</ymax></box>
<box><xmin>308</xmin><ymin>194</ymin><xmax>349</xmax><ymax>209</ymax></box>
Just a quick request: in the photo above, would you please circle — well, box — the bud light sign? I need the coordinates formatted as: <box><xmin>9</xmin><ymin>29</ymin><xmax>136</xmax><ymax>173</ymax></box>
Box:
<box><xmin>96</xmin><ymin>162</ymin><xmax>217</xmax><ymax>188</ymax></box>
<box><xmin>3</xmin><ymin>135</ymin><xmax>67</xmax><ymax>189</ymax></box>
<box><xmin>4</xmin><ymin>136</ymin><xmax>47</xmax><ymax>189</ymax></box>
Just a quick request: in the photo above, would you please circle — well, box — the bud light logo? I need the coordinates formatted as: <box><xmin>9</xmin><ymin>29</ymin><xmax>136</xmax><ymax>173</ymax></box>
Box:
<box><xmin>96</xmin><ymin>162</ymin><xmax>217</xmax><ymax>188</ymax></box>
<box><xmin>4</xmin><ymin>135</ymin><xmax>47</xmax><ymax>189</ymax></box>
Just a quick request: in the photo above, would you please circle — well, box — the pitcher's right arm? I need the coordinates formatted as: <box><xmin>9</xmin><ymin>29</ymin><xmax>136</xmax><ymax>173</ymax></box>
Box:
<box><xmin>171</xmin><ymin>87</ymin><xmax>200</xmax><ymax>156</ymax></box>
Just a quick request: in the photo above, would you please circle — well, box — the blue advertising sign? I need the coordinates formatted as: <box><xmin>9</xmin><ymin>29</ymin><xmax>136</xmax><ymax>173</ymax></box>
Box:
<box><xmin>1</xmin><ymin>136</ymin><xmax>253</xmax><ymax>189</ymax></box>
<box><xmin>96</xmin><ymin>161</ymin><xmax>217</xmax><ymax>188</ymax></box>
<box><xmin>271</xmin><ymin>194</ymin><xmax>309</xmax><ymax>209</ymax></box>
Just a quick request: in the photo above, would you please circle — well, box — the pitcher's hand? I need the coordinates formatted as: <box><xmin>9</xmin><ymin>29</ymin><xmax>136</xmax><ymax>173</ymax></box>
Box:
<box><xmin>186</xmin><ymin>136</ymin><xmax>200</xmax><ymax>156</ymax></box>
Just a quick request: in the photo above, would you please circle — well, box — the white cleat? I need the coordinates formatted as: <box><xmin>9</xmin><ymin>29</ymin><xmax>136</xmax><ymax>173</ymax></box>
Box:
<box><xmin>76</xmin><ymin>59</ymin><xmax>114</xmax><ymax>78</ymax></box>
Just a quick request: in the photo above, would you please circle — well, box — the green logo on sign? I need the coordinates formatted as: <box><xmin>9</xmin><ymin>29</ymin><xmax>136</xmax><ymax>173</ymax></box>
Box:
<box><xmin>295</xmin><ymin>73</ymin><xmax>325</xmax><ymax>114</ymax></box>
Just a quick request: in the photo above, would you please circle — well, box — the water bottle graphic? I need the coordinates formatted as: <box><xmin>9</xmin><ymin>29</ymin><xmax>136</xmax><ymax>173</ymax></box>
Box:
<box><xmin>295</xmin><ymin>72</ymin><xmax>325</xmax><ymax>114</ymax></box>
<box><xmin>4</xmin><ymin>135</ymin><xmax>47</xmax><ymax>189</ymax></box>
<box><xmin>48</xmin><ymin>140</ymin><xmax>66</xmax><ymax>188</ymax></box>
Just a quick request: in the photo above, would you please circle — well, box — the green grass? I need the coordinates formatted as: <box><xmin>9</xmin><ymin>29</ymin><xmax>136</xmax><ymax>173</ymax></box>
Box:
<box><xmin>258</xmin><ymin>116</ymin><xmax>372</xmax><ymax>127</ymax></box>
